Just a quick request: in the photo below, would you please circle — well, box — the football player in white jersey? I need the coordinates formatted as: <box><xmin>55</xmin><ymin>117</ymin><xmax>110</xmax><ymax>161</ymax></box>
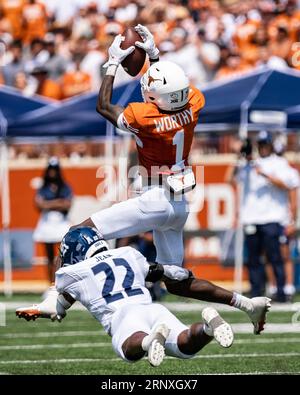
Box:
<box><xmin>19</xmin><ymin>227</ymin><xmax>234</xmax><ymax>367</ymax></box>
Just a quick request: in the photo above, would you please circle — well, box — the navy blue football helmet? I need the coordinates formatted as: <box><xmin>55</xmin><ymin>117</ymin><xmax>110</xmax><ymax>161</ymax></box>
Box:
<box><xmin>59</xmin><ymin>227</ymin><xmax>109</xmax><ymax>266</ymax></box>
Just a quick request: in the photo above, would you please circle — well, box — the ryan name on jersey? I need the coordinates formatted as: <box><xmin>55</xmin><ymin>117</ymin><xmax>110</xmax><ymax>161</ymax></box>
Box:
<box><xmin>153</xmin><ymin>108</ymin><xmax>194</xmax><ymax>133</ymax></box>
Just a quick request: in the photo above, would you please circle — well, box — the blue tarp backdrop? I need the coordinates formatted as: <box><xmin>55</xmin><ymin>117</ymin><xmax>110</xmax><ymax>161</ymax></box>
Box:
<box><xmin>0</xmin><ymin>67</ymin><xmax>300</xmax><ymax>285</ymax></box>
<box><xmin>0</xmin><ymin>85</ymin><xmax>50</xmax><ymax>135</ymax></box>
<box><xmin>6</xmin><ymin>79</ymin><xmax>142</xmax><ymax>137</ymax></box>
<box><xmin>199</xmin><ymin>67</ymin><xmax>300</xmax><ymax>128</ymax></box>
<box><xmin>1</xmin><ymin>66</ymin><xmax>300</xmax><ymax>138</ymax></box>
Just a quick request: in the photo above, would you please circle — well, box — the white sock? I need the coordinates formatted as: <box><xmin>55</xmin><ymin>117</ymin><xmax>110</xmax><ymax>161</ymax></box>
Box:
<box><xmin>203</xmin><ymin>323</ymin><xmax>213</xmax><ymax>337</ymax></box>
<box><xmin>141</xmin><ymin>335</ymin><xmax>151</xmax><ymax>352</ymax></box>
<box><xmin>231</xmin><ymin>292</ymin><xmax>253</xmax><ymax>313</ymax></box>
<box><xmin>39</xmin><ymin>286</ymin><xmax>59</xmax><ymax>309</ymax></box>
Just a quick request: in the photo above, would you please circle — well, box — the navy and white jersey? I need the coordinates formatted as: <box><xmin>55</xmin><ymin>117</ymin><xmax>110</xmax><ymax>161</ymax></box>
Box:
<box><xmin>55</xmin><ymin>246</ymin><xmax>152</xmax><ymax>333</ymax></box>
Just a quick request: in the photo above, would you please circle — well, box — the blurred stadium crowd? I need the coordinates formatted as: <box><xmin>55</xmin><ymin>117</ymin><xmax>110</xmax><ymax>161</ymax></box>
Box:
<box><xmin>1</xmin><ymin>0</ymin><xmax>300</xmax><ymax>159</ymax></box>
<box><xmin>0</xmin><ymin>0</ymin><xmax>300</xmax><ymax>100</ymax></box>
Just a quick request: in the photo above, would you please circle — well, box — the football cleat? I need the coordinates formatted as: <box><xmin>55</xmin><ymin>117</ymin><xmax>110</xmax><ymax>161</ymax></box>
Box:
<box><xmin>16</xmin><ymin>305</ymin><xmax>63</xmax><ymax>322</ymax></box>
<box><xmin>16</xmin><ymin>286</ymin><xmax>65</xmax><ymax>322</ymax></box>
<box><xmin>202</xmin><ymin>307</ymin><xmax>234</xmax><ymax>348</ymax></box>
<box><xmin>142</xmin><ymin>323</ymin><xmax>170</xmax><ymax>367</ymax></box>
<box><xmin>247</xmin><ymin>297</ymin><xmax>272</xmax><ymax>335</ymax></box>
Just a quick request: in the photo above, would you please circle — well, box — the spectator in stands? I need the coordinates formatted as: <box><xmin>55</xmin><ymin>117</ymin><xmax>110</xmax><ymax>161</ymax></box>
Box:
<box><xmin>43</xmin><ymin>33</ymin><xmax>68</xmax><ymax>80</ymax></box>
<box><xmin>25</xmin><ymin>38</ymin><xmax>48</xmax><ymax>73</ymax></box>
<box><xmin>0</xmin><ymin>0</ymin><xmax>300</xmax><ymax>93</ymax></box>
<box><xmin>61</xmin><ymin>53</ymin><xmax>91</xmax><ymax>99</ymax></box>
<box><xmin>161</xmin><ymin>27</ymin><xmax>206</xmax><ymax>84</ymax></box>
<box><xmin>269</xmin><ymin>26</ymin><xmax>293</xmax><ymax>61</ymax></box>
<box><xmin>267</xmin><ymin>136</ymin><xmax>300</xmax><ymax>300</ymax></box>
<box><xmin>244</xmin><ymin>27</ymin><xmax>270</xmax><ymax>65</ymax></box>
<box><xmin>33</xmin><ymin>157</ymin><xmax>73</xmax><ymax>283</ymax></box>
<box><xmin>42</xmin><ymin>0</ymin><xmax>81</xmax><ymax>27</ymax></box>
<box><xmin>30</xmin><ymin>65</ymin><xmax>61</xmax><ymax>100</ymax></box>
<box><xmin>216</xmin><ymin>43</ymin><xmax>231</xmax><ymax>69</ymax></box>
<box><xmin>80</xmin><ymin>39</ymin><xmax>105</xmax><ymax>91</ymax></box>
<box><xmin>255</xmin><ymin>46</ymin><xmax>288</xmax><ymax>70</ymax></box>
<box><xmin>0</xmin><ymin>0</ymin><xmax>25</xmax><ymax>39</ymax></box>
<box><xmin>195</xmin><ymin>28</ymin><xmax>220</xmax><ymax>81</ymax></box>
<box><xmin>1</xmin><ymin>39</ymin><xmax>24</xmax><ymax>86</ymax></box>
<box><xmin>72</xmin><ymin>5</ymin><xmax>94</xmax><ymax>40</ymax></box>
<box><xmin>109</xmin><ymin>0</ymin><xmax>138</xmax><ymax>24</ymax></box>
<box><xmin>233</xmin><ymin>5</ymin><xmax>261</xmax><ymax>53</ymax></box>
<box><xmin>22</xmin><ymin>0</ymin><xmax>48</xmax><ymax>44</ymax></box>
<box><xmin>228</xmin><ymin>131</ymin><xmax>299</xmax><ymax>302</ymax></box>
<box><xmin>215</xmin><ymin>52</ymin><xmax>252</xmax><ymax>80</ymax></box>
<box><xmin>14</xmin><ymin>71</ymin><xmax>27</xmax><ymax>90</ymax></box>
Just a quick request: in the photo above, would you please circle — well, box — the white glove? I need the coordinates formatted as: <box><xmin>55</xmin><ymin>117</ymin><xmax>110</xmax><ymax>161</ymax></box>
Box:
<box><xmin>104</xmin><ymin>34</ymin><xmax>135</xmax><ymax>67</ymax></box>
<box><xmin>134</xmin><ymin>24</ymin><xmax>159</xmax><ymax>60</ymax></box>
<box><xmin>163</xmin><ymin>265</ymin><xmax>190</xmax><ymax>281</ymax></box>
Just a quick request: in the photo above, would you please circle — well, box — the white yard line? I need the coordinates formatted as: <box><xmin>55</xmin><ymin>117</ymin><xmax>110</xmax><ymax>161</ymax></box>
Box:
<box><xmin>4</xmin><ymin>301</ymin><xmax>300</xmax><ymax>313</ymax></box>
<box><xmin>163</xmin><ymin>302</ymin><xmax>299</xmax><ymax>313</ymax></box>
<box><xmin>232</xmin><ymin>323</ymin><xmax>300</xmax><ymax>333</ymax></box>
<box><xmin>0</xmin><ymin>343</ymin><xmax>110</xmax><ymax>350</ymax></box>
<box><xmin>233</xmin><ymin>337</ymin><xmax>300</xmax><ymax>344</ymax></box>
<box><xmin>1</xmin><ymin>330</ymin><xmax>106</xmax><ymax>338</ymax></box>
<box><xmin>0</xmin><ymin>352</ymin><xmax>300</xmax><ymax>365</ymax></box>
<box><xmin>2</xmin><ymin>323</ymin><xmax>300</xmax><ymax>337</ymax></box>
<box><xmin>1</xmin><ymin>337</ymin><xmax>300</xmax><ymax>350</ymax></box>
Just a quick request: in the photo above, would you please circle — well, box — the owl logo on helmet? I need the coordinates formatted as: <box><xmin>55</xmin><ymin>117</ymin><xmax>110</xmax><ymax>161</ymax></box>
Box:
<box><xmin>59</xmin><ymin>227</ymin><xmax>109</xmax><ymax>266</ymax></box>
<box><xmin>140</xmin><ymin>61</ymin><xmax>190</xmax><ymax>112</ymax></box>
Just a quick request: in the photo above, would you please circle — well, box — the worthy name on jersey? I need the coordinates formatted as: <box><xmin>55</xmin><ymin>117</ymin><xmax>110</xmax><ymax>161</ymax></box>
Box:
<box><xmin>154</xmin><ymin>108</ymin><xmax>193</xmax><ymax>133</ymax></box>
<box><xmin>116</xmin><ymin>86</ymin><xmax>205</xmax><ymax>173</ymax></box>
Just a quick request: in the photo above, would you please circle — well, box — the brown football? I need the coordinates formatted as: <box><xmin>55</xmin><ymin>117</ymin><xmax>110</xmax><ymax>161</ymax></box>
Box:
<box><xmin>121</xmin><ymin>27</ymin><xmax>146</xmax><ymax>77</ymax></box>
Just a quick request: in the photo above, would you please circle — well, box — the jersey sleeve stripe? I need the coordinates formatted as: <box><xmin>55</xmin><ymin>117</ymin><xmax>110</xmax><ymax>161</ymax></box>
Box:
<box><xmin>117</xmin><ymin>113</ymin><xmax>139</xmax><ymax>134</ymax></box>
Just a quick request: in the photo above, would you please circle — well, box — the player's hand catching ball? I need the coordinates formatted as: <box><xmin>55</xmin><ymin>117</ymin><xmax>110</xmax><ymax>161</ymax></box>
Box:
<box><xmin>104</xmin><ymin>34</ymin><xmax>135</xmax><ymax>67</ymax></box>
<box><xmin>163</xmin><ymin>265</ymin><xmax>191</xmax><ymax>282</ymax></box>
<box><xmin>134</xmin><ymin>24</ymin><xmax>159</xmax><ymax>60</ymax></box>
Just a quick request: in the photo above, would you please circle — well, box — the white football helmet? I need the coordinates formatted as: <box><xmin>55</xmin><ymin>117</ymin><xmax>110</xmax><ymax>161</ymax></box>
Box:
<box><xmin>140</xmin><ymin>61</ymin><xmax>190</xmax><ymax>111</ymax></box>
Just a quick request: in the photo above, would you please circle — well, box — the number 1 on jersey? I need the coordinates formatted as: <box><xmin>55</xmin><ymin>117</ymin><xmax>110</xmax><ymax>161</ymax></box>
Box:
<box><xmin>173</xmin><ymin>129</ymin><xmax>184</xmax><ymax>164</ymax></box>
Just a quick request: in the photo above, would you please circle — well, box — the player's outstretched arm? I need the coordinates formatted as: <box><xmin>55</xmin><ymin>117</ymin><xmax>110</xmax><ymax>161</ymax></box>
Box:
<box><xmin>96</xmin><ymin>75</ymin><xmax>124</xmax><ymax>126</ymax></box>
<box><xmin>96</xmin><ymin>34</ymin><xmax>134</xmax><ymax>126</ymax></box>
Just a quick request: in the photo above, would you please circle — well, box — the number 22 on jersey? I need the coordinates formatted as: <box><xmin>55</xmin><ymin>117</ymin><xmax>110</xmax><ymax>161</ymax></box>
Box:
<box><xmin>92</xmin><ymin>258</ymin><xmax>143</xmax><ymax>304</ymax></box>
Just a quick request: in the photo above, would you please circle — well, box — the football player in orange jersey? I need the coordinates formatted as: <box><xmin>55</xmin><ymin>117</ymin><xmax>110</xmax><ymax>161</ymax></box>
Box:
<box><xmin>16</xmin><ymin>25</ymin><xmax>271</xmax><ymax>335</ymax></box>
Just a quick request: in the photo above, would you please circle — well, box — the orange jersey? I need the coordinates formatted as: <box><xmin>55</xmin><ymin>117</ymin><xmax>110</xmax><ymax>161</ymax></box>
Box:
<box><xmin>234</xmin><ymin>19</ymin><xmax>261</xmax><ymax>50</ymax></box>
<box><xmin>61</xmin><ymin>71</ymin><xmax>91</xmax><ymax>99</ymax></box>
<box><xmin>215</xmin><ymin>63</ymin><xmax>253</xmax><ymax>81</ymax></box>
<box><xmin>117</xmin><ymin>86</ymin><xmax>205</xmax><ymax>175</ymax></box>
<box><xmin>23</xmin><ymin>2</ymin><xmax>47</xmax><ymax>43</ymax></box>
<box><xmin>1</xmin><ymin>0</ymin><xmax>25</xmax><ymax>38</ymax></box>
<box><xmin>37</xmin><ymin>79</ymin><xmax>61</xmax><ymax>100</ymax></box>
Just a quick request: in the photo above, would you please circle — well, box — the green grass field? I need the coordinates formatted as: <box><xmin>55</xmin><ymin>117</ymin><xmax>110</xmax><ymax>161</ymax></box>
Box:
<box><xmin>1</xmin><ymin>295</ymin><xmax>300</xmax><ymax>375</ymax></box>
